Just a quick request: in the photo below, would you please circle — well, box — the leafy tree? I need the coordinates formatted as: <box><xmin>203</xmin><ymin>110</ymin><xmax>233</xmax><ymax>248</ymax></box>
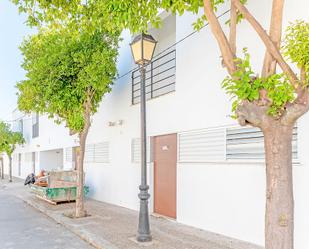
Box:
<box><xmin>17</xmin><ymin>28</ymin><xmax>119</xmax><ymax>217</ymax></box>
<box><xmin>12</xmin><ymin>0</ymin><xmax>309</xmax><ymax>247</ymax></box>
<box><xmin>0</xmin><ymin>121</ymin><xmax>24</xmax><ymax>182</ymax></box>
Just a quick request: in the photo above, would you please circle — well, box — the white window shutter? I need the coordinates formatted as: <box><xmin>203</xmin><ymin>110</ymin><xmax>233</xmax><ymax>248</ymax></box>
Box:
<box><xmin>131</xmin><ymin>138</ymin><xmax>151</xmax><ymax>163</ymax></box>
<box><xmin>84</xmin><ymin>144</ymin><xmax>95</xmax><ymax>163</ymax></box>
<box><xmin>226</xmin><ymin>126</ymin><xmax>298</xmax><ymax>160</ymax></box>
<box><xmin>94</xmin><ymin>142</ymin><xmax>109</xmax><ymax>163</ymax></box>
<box><xmin>178</xmin><ymin>128</ymin><xmax>226</xmax><ymax>162</ymax></box>
<box><xmin>65</xmin><ymin>147</ymin><xmax>73</xmax><ymax>163</ymax></box>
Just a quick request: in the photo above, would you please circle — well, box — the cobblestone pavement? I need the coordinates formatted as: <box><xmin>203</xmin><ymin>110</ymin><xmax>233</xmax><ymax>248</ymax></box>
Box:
<box><xmin>0</xmin><ymin>178</ymin><xmax>93</xmax><ymax>249</ymax></box>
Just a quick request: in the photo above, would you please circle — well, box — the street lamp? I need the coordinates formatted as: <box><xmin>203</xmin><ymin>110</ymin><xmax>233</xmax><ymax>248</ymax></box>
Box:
<box><xmin>130</xmin><ymin>33</ymin><xmax>157</xmax><ymax>242</ymax></box>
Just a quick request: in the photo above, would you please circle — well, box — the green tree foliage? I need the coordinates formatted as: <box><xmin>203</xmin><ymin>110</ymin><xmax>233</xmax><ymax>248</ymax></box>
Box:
<box><xmin>0</xmin><ymin>121</ymin><xmax>24</xmax><ymax>157</ymax></box>
<box><xmin>17</xmin><ymin>26</ymin><xmax>119</xmax><ymax>217</ymax></box>
<box><xmin>222</xmin><ymin>20</ymin><xmax>308</xmax><ymax>118</ymax></box>
<box><xmin>222</xmin><ymin>49</ymin><xmax>295</xmax><ymax>118</ymax></box>
<box><xmin>17</xmin><ymin>28</ymin><xmax>119</xmax><ymax>134</ymax></box>
<box><xmin>12</xmin><ymin>0</ymin><xmax>247</xmax><ymax>33</ymax></box>
<box><xmin>11</xmin><ymin>0</ymin><xmax>248</xmax><ymax>34</ymax></box>
<box><xmin>282</xmin><ymin>20</ymin><xmax>309</xmax><ymax>85</ymax></box>
<box><xmin>11</xmin><ymin>0</ymin><xmax>309</xmax><ymax>246</ymax></box>
<box><xmin>0</xmin><ymin>121</ymin><xmax>24</xmax><ymax>182</ymax></box>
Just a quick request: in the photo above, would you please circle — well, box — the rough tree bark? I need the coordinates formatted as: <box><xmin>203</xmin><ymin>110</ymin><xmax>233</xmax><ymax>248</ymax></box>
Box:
<box><xmin>262</xmin><ymin>0</ymin><xmax>285</xmax><ymax>77</ymax></box>
<box><xmin>236</xmin><ymin>91</ymin><xmax>309</xmax><ymax>249</ymax></box>
<box><xmin>232</xmin><ymin>0</ymin><xmax>299</xmax><ymax>88</ymax></box>
<box><xmin>75</xmin><ymin>94</ymin><xmax>92</xmax><ymax>218</ymax></box>
<box><xmin>236</xmin><ymin>101</ymin><xmax>294</xmax><ymax>249</ymax></box>
<box><xmin>201</xmin><ymin>0</ymin><xmax>308</xmax><ymax>248</ymax></box>
<box><xmin>229</xmin><ymin>2</ymin><xmax>237</xmax><ymax>55</ymax></box>
<box><xmin>9</xmin><ymin>156</ymin><xmax>12</xmax><ymax>182</ymax></box>
<box><xmin>263</xmin><ymin>123</ymin><xmax>294</xmax><ymax>249</ymax></box>
<box><xmin>203</xmin><ymin>0</ymin><xmax>236</xmax><ymax>74</ymax></box>
<box><xmin>75</xmin><ymin>131</ymin><xmax>87</xmax><ymax>218</ymax></box>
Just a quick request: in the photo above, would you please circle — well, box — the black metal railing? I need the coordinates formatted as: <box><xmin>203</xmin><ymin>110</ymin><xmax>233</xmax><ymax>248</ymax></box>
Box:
<box><xmin>131</xmin><ymin>49</ymin><xmax>176</xmax><ymax>105</ymax></box>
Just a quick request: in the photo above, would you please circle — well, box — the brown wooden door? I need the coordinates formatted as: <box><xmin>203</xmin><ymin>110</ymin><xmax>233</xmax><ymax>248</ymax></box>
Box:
<box><xmin>154</xmin><ymin>133</ymin><xmax>177</xmax><ymax>219</ymax></box>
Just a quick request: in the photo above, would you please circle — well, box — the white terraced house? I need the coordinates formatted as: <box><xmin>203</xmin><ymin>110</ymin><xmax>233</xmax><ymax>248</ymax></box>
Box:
<box><xmin>3</xmin><ymin>0</ymin><xmax>309</xmax><ymax>248</ymax></box>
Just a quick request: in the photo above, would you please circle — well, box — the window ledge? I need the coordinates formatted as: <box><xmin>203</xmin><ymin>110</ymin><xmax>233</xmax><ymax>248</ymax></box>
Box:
<box><xmin>178</xmin><ymin>160</ymin><xmax>301</xmax><ymax>166</ymax></box>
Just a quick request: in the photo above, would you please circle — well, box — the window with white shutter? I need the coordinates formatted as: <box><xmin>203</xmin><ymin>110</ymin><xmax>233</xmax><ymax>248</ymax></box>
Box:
<box><xmin>65</xmin><ymin>147</ymin><xmax>73</xmax><ymax>163</ymax></box>
<box><xmin>226</xmin><ymin>126</ymin><xmax>298</xmax><ymax>160</ymax></box>
<box><xmin>178</xmin><ymin>128</ymin><xmax>226</xmax><ymax>163</ymax></box>
<box><xmin>84</xmin><ymin>142</ymin><xmax>109</xmax><ymax>164</ymax></box>
<box><xmin>131</xmin><ymin>138</ymin><xmax>151</xmax><ymax>163</ymax></box>
<box><xmin>94</xmin><ymin>142</ymin><xmax>109</xmax><ymax>163</ymax></box>
<box><xmin>84</xmin><ymin>144</ymin><xmax>95</xmax><ymax>163</ymax></box>
<box><xmin>177</xmin><ymin>125</ymin><xmax>298</xmax><ymax>163</ymax></box>
<box><xmin>131</xmin><ymin>138</ymin><xmax>140</xmax><ymax>163</ymax></box>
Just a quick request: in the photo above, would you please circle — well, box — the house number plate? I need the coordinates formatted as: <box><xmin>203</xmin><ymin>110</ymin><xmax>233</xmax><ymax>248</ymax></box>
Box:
<box><xmin>162</xmin><ymin>145</ymin><xmax>169</xmax><ymax>151</ymax></box>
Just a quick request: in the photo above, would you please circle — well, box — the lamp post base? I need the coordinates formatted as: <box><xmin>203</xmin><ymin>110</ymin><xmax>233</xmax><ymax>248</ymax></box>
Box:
<box><xmin>137</xmin><ymin>185</ymin><xmax>152</xmax><ymax>242</ymax></box>
<box><xmin>136</xmin><ymin>233</ymin><xmax>152</xmax><ymax>243</ymax></box>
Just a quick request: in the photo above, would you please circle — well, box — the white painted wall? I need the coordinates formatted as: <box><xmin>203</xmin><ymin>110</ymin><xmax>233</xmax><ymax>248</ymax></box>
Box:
<box><xmin>39</xmin><ymin>149</ymin><xmax>63</xmax><ymax>171</ymax></box>
<box><xmin>10</xmin><ymin>109</ymin><xmax>76</xmax><ymax>178</ymax></box>
<box><xmin>5</xmin><ymin>0</ymin><xmax>309</xmax><ymax>248</ymax></box>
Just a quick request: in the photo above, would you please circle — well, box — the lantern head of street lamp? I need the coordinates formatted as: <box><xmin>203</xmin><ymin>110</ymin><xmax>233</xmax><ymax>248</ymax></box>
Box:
<box><xmin>130</xmin><ymin>33</ymin><xmax>157</xmax><ymax>65</ymax></box>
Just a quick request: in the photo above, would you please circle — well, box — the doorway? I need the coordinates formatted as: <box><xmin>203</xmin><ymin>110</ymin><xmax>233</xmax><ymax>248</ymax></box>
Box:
<box><xmin>153</xmin><ymin>133</ymin><xmax>177</xmax><ymax>219</ymax></box>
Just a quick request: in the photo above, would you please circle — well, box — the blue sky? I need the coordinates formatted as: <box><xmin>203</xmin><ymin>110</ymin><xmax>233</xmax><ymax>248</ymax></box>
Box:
<box><xmin>0</xmin><ymin>0</ymin><xmax>33</xmax><ymax>121</ymax></box>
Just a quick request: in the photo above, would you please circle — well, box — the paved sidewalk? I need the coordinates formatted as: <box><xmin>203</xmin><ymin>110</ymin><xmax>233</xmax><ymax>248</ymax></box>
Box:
<box><xmin>1</xmin><ymin>179</ymin><xmax>263</xmax><ymax>249</ymax></box>
<box><xmin>0</xmin><ymin>187</ymin><xmax>93</xmax><ymax>249</ymax></box>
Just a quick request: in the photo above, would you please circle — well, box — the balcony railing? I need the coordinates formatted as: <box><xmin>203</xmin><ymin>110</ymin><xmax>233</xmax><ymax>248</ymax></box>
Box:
<box><xmin>131</xmin><ymin>49</ymin><xmax>176</xmax><ymax>105</ymax></box>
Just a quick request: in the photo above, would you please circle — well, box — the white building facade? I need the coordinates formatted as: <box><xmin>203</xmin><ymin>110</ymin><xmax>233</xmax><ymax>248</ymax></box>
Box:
<box><xmin>4</xmin><ymin>1</ymin><xmax>309</xmax><ymax>248</ymax></box>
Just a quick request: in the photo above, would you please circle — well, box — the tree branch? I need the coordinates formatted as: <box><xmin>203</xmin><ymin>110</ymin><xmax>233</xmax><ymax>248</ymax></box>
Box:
<box><xmin>236</xmin><ymin>100</ymin><xmax>271</xmax><ymax>129</ymax></box>
<box><xmin>82</xmin><ymin>89</ymin><xmax>92</xmax><ymax>134</ymax></box>
<box><xmin>232</xmin><ymin>0</ymin><xmax>299</xmax><ymax>88</ymax></box>
<box><xmin>229</xmin><ymin>2</ymin><xmax>237</xmax><ymax>55</ymax></box>
<box><xmin>262</xmin><ymin>0</ymin><xmax>285</xmax><ymax>77</ymax></box>
<box><xmin>203</xmin><ymin>0</ymin><xmax>236</xmax><ymax>75</ymax></box>
<box><xmin>281</xmin><ymin>91</ymin><xmax>309</xmax><ymax>124</ymax></box>
<box><xmin>300</xmin><ymin>66</ymin><xmax>306</xmax><ymax>84</ymax></box>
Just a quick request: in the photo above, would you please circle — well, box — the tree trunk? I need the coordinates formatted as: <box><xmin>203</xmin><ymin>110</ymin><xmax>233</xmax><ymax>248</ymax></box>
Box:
<box><xmin>232</xmin><ymin>0</ymin><xmax>298</xmax><ymax>88</ymax></box>
<box><xmin>263</xmin><ymin>123</ymin><xmax>294</xmax><ymax>249</ymax></box>
<box><xmin>75</xmin><ymin>97</ymin><xmax>91</xmax><ymax>218</ymax></box>
<box><xmin>229</xmin><ymin>2</ymin><xmax>237</xmax><ymax>55</ymax></box>
<box><xmin>262</xmin><ymin>0</ymin><xmax>284</xmax><ymax>77</ymax></box>
<box><xmin>75</xmin><ymin>129</ymin><xmax>88</xmax><ymax>218</ymax></box>
<box><xmin>9</xmin><ymin>156</ymin><xmax>12</xmax><ymax>182</ymax></box>
<box><xmin>75</xmin><ymin>132</ymin><xmax>87</xmax><ymax>218</ymax></box>
<box><xmin>203</xmin><ymin>0</ymin><xmax>236</xmax><ymax>75</ymax></box>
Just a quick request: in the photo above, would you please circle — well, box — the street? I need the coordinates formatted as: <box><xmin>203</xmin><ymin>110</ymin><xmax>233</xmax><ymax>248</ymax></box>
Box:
<box><xmin>0</xmin><ymin>185</ymin><xmax>93</xmax><ymax>249</ymax></box>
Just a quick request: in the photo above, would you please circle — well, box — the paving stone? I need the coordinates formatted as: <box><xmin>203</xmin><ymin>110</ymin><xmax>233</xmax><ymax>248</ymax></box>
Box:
<box><xmin>0</xmin><ymin>178</ymin><xmax>93</xmax><ymax>249</ymax></box>
<box><xmin>1</xmin><ymin>177</ymin><xmax>264</xmax><ymax>249</ymax></box>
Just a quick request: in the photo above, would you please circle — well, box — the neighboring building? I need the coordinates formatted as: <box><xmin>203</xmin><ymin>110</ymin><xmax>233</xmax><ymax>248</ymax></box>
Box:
<box><xmin>6</xmin><ymin>109</ymin><xmax>75</xmax><ymax>177</ymax></box>
<box><xmin>5</xmin><ymin>1</ymin><xmax>309</xmax><ymax>248</ymax></box>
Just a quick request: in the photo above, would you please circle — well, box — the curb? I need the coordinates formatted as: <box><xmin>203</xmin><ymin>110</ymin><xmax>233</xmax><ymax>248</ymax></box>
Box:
<box><xmin>15</xmin><ymin>192</ymin><xmax>263</xmax><ymax>249</ymax></box>
<box><xmin>17</xmin><ymin>194</ymin><xmax>120</xmax><ymax>249</ymax></box>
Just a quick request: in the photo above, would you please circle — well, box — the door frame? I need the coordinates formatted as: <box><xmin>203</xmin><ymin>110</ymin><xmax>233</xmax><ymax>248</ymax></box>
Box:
<box><xmin>152</xmin><ymin>133</ymin><xmax>178</xmax><ymax>219</ymax></box>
